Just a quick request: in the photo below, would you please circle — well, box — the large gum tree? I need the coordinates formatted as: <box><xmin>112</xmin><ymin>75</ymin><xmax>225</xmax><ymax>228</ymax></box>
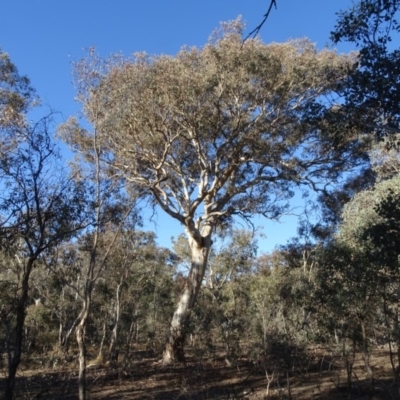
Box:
<box><xmin>63</xmin><ymin>20</ymin><xmax>367</xmax><ymax>363</ymax></box>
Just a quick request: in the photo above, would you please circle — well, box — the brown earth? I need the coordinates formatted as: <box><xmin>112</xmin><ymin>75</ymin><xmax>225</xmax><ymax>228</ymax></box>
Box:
<box><xmin>1</xmin><ymin>347</ymin><xmax>399</xmax><ymax>399</ymax></box>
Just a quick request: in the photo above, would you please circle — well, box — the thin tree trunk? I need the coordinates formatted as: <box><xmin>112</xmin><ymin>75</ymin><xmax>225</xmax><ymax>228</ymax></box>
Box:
<box><xmin>360</xmin><ymin>320</ymin><xmax>374</xmax><ymax>395</ymax></box>
<box><xmin>136</xmin><ymin>320</ymin><xmax>140</xmax><ymax>343</ymax></box>
<box><xmin>152</xmin><ymin>274</ymin><xmax>158</xmax><ymax>346</ymax></box>
<box><xmin>162</xmin><ymin>234</ymin><xmax>212</xmax><ymax>364</ymax></box>
<box><xmin>76</xmin><ymin>299</ymin><xmax>90</xmax><ymax>400</ymax></box>
<box><xmin>123</xmin><ymin>320</ymin><xmax>135</xmax><ymax>366</ymax></box>
<box><xmin>98</xmin><ymin>321</ymin><xmax>106</xmax><ymax>359</ymax></box>
<box><xmin>58</xmin><ymin>287</ymin><xmax>65</xmax><ymax>349</ymax></box>
<box><xmin>382</xmin><ymin>295</ymin><xmax>398</xmax><ymax>381</ymax></box>
<box><xmin>76</xmin><ymin>326</ymin><xmax>86</xmax><ymax>400</ymax></box>
<box><xmin>344</xmin><ymin>337</ymin><xmax>356</xmax><ymax>393</ymax></box>
<box><xmin>4</xmin><ymin>259</ymin><xmax>34</xmax><ymax>400</ymax></box>
<box><xmin>109</xmin><ymin>282</ymin><xmax>122</xmax><ymax>362</ymax></box>
<box><xmin>286</xmin><ymin>370</ymin><xmax>292</xmax><ymax>400</ymax></box>
<box><xmin>61</xmin><ymin>315</ymin><xmax>81</xmax><ymax>354</ymax></box>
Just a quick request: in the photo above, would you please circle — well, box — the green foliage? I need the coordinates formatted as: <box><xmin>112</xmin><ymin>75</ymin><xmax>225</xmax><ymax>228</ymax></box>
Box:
<box><xmin>332</xmin><ymin>0</ymin><xmax>400</xmax><ymax>136</ymax></box>
<box><xmin>339</xmin><ymin>170</ymin><xmax>400</xmax><ymax>255</ymax></box>
<box><xmin>0</xmin><ymin>48</ymin><xmax>35</xmax><ymax>140</ymax></box>
<box><xmin>4</xmin><ymin>10</ymin><xmax>400</xmax><ymax>396</ymax></box>
<box><xmin>64</xmin><ymin>19</ymin><xmax>365</xmax><ymax>236</ymax></box>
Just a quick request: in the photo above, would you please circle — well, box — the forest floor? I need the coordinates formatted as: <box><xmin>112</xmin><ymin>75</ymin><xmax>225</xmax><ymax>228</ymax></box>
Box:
<box><xmin>1</xmin><ymin>346</ymin><xmax>399</xmax><ymax>399</ymax></box>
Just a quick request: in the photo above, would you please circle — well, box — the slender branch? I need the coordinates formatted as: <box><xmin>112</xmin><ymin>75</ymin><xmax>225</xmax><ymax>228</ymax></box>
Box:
<box><xmin>243</xmin><ymin>0</ymin><xmax>278</xmax><ymax>42</ymax></box>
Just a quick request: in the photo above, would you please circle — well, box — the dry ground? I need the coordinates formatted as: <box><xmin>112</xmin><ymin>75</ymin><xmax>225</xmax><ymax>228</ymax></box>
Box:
<box><xmin>1</xmin><ymin>347</ymin><xmax>399</xmax><ymax>399</ymax></box>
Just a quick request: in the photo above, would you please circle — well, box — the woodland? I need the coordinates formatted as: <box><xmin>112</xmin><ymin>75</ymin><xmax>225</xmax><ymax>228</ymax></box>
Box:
<box><xmin>1</xmin><ymin>1</ymin><xmax>400</xmax><ymax>399</ymax></box>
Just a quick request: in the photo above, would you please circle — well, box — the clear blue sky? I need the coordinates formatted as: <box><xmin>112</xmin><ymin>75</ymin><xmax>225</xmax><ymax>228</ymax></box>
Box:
<box><xmin>0</xmin><ymin>0</ymin><xmax>356</xmax><ymax>252</ymax></box>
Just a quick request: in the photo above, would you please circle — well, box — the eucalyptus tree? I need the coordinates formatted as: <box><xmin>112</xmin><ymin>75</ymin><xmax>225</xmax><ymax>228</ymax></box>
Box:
<box><xmin>63</xmin><ymin>20</ymin><xmax>367</xmax><ymax>362</ymax></box>
<box><xmin>54</xmin><ymin>143</ymin><xmax>138</xmax><ymax>400</ymax></box>
<box><xmin>0</xmin><ymin>118</ymin><xmax>87</xmax><ymax>400</ymax></box>
<box><xmin>206</xmin><ymin>230</ymin><xmax>256</xmax><ymax>361</ymax></box>
<box><xmin>336</xmin><ymin>154</ymin><xmax>400</xmax><ymax>376</ymax></box>
<box><xmin>176</xmin><ymin>230</ymin><xmax>257</xmax><ymax>361</ymax></box>
<box><xmin>311</xmin><ymin>244</ymin><xmax>374</xmax><ymax>391</ymax></box>
<box><xmin>305</xmin><ymin>142</ymin><xmax>400</xmax><ymax>389</ymax></box>
<box><xmin>93</xmin><ymin>229</ymin><xmax>175</xmax><ymax>363</ymax></box>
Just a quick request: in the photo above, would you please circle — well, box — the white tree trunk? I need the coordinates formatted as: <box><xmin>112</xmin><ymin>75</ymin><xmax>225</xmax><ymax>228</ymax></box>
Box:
<box><xmin>76</xmin><ymin>301</ymin><xmax>90</xmax><ymax>400</ymax></box>
<box><xmin>162</xmin><ymin>233</ymin><xmax>212</xmax><ymax>363</ymax></box>
<box><xmin>109</xmin><ymin>281</ymin><xmax>122</xmax><ymax>362</ymax></box>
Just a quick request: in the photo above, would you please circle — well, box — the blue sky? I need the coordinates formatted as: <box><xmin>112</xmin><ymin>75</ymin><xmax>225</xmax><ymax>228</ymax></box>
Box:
<box><xmin>1</xmin><ymin>0</ymin><xmax>357</xmax><ymax>252</ymax></box>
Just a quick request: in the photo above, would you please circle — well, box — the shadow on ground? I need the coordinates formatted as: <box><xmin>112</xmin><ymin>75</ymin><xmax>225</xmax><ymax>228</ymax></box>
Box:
<box><xmin>1</xmin><ymin>352</ymin><xmax>398</xmax><ymax>399</ymax></box>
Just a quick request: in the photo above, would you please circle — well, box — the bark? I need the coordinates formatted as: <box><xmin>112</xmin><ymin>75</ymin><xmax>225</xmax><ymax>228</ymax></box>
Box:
<box><xmin>58</xmin><ymin>287</ymin><xmax>65</xmax><ymax>349</ymax></box>
<box><xmin>109</xmin><ymin>282</ymin><xmax>122</xmax><ymax>362</ymax></box>
<box><xmin>76</xmin><ymin>325</ymin><xmax>86</xmax><ymax>400</ymax></box>
<box><xmin>123</xmin><ymin>321</ymin><xmax>135</xmax><ymax>366</ymax></box>
<box><xmin>382</xmin><ymin>297</ymin><xmax>398</xmax><ymax>380</ymax></box>
<box><xmin>135</xmin><ymin>320</ymin><xmax>139</xmax><ymax>343</ymax></box>
<box><xmin>58</xmin><ymin>286</ymin><xmax>80</xmax><ymax>354</ymax></box>
<box><xmin>61</xmin><ymin>315</ymin><xmax>80</xmax><ymax>354</ymax></box>
<box><xmin>76</xmin><ymin>299</ymin><xmax>90</xmax><ymax>400</ymax></box>
<box><xmin>361</xmin><ymin>320</ymin><xmax>374</xmax><ymax>394</ymax></box>
<box><xmin>4</xmin><ymin>258</ymin><xmax>34</xmax><ymax>400</ymax></box>
<box><xmin>343</xmin><ymin>337</ymin><xmax>356</xmax><ymax>393</ymax></box>
<box><xmin>98</xmin><ymin>321</ymin><xmax>106</xmax><ymax>358</ymax></box>
<box><xmin>162</xmin><ymin>233</ymin><xmax>212</xmax><ymax>364</ymax></box>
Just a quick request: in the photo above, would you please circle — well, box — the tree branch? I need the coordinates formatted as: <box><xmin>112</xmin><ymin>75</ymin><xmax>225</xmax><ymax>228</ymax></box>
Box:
<box><xmin>243</xmin><ymin>0</ymin><xmax>278</xmax><ymax>42</ymax></box>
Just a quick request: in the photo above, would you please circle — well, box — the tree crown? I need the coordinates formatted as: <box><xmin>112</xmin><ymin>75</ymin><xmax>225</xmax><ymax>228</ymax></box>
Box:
<box><xmin>63</xmin><ymin>20</ymin><xmax>366</xmax><ymax>241</ymax></box>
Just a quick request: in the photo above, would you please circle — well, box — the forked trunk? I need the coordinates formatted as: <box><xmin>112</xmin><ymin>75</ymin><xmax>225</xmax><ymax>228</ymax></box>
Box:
<box><xmin>162</xmin><ymin>234</ymin><xmax>212</xmax><ymax>364</ymax></box>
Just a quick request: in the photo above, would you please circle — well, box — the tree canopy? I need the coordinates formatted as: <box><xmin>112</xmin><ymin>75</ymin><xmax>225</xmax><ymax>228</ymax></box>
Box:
<box><xmin>332</xmin><ymin>0</ymin><xmax>400</xmax><ymax>136</ymax></box>
<box><xmin>60</xmin><ymin>20</ymin><xmax>371</xmax><ymax>363</ymax></box>
<box><xmin>3</xmin><ymin>5</ymin><xmax>400</xmax><ymax>396</ymax></box>
<box><xmin>64</xmin><ymin>21</ymin><xmax>365</xmax><ymax>237</ymax></box>
<box><xmin>0</xmin><ymin>48</ymin><xmax>35</xmax><ymax>154</ymax></box>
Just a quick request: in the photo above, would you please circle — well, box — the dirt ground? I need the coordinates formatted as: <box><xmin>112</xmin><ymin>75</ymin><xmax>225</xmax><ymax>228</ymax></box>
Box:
<box><xmin>1</xmin><ymin>347</ymin><xmax>399</xmax><ymax>399</ymax></box>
